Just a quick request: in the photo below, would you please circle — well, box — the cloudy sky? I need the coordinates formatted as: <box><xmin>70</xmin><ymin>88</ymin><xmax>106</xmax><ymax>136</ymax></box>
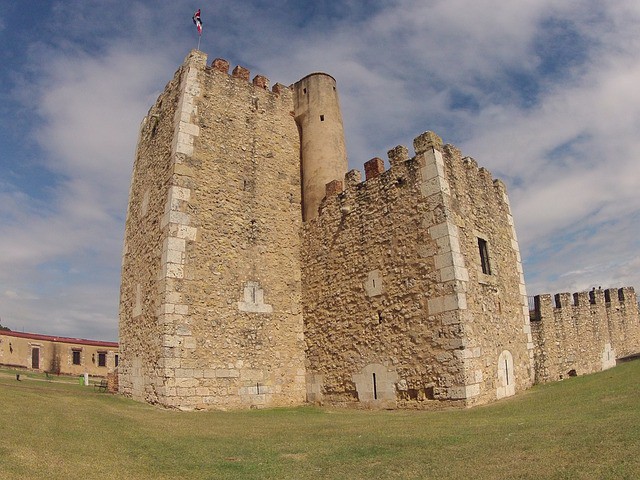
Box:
<box><xmin>1</xmin><ymin>1</ymin><xmax>639</xmax><ymax>341</ymax></box>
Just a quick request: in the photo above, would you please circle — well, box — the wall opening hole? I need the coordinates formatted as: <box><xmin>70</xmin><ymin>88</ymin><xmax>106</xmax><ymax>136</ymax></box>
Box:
<box><xmin>378</xmin><ymin>311</ymin><xmax>383</xmax><ymax>324</ymax></box>
<box><xmin>303</xmin><ymin>88</ymin><xmax>307</xmax><ymax>94</ymax></box>
<box><xmin>504</xmin><ymin>358</ymin><xmax>510</xmax><ymax>385</ymax></box>
<box><xmin>478</xmin><ymin>237</ymin><xmax>491</xmax><ymax>275</ymax></box>
<box><xmin>372</xmin><ymin>373</ymin><xmax>378</xmax><ymax>400</ymax></box>
<box><xmin>320</xmin><ymin>114</ymin><xmax>324</xmax><ymax>121</ymax></box>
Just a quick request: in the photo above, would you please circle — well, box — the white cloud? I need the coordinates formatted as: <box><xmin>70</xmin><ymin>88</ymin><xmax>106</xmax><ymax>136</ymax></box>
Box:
<box><xmin>2</xmin><ymin>1</ymin><xmax>640</xmax><ymax>339</ymax></box>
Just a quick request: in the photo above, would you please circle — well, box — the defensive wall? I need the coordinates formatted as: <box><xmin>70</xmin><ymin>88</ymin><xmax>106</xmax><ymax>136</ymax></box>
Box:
<box><xmin>0</xmin><ymin>330</ymin><xmax>118</xmax><ymax>377</ymax></box>
<box><xmin>530</xmin><ymin>287</ymin><xmax>640</xmax><ymax>383</ymax></box>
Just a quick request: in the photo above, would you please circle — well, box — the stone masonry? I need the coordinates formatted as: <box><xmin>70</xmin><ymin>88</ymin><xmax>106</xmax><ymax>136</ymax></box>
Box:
<box><xmin>119</xmin><ymin>50</ymin><xmax>640</xmax><ymax>410</ymax></box>
<box><xmin>530</xmin><ymin>287</ymin><xmax>640</xmax><ymax>383</ymax></box>
<box><xmin>303</xmin><ymin>134</ymin><xmax>534</xmax><ymax>408</ymax></box>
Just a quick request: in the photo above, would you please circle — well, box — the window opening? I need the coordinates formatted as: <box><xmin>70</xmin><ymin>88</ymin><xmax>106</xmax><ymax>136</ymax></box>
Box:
<box><xmin>98</xmin><ymin>352</ymin><xmax>107</xmax><ymax>367</ymax></box>
<box><xmin>115</xmin><ymin>354</ymin><xmax>119</xmax><ymax>367</ymax></box>
<box><xmin>72</xmin><ymin>350</ymin><xmax>81</xmax><ymax>366</ymax></box>
<box><xmin>31</xmin><ymin>348</ymin><xmax>40</xmax><ymax>369</ymax></box>
<box><xmin>478</xmin><ymin>238</ymin><xmax>491</xmax><ymax>275</ymax></box>
<box><xmin>320</xmin><ymin>114</ymin><xmax>324</xmax><ymax>121</ymax></box>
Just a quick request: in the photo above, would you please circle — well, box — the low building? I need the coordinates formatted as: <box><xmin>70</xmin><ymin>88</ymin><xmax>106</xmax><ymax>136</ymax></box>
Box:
<box><xmin>0</xmin><ymin>330</ymin><xmax>119</xmax><ymax>377</ymax></box>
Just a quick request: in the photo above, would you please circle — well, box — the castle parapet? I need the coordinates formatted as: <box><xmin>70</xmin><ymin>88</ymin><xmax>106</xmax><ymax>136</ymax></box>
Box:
<box><xmin>209</xmin><ymin>57</ymin><xmax>292</xmax><ymax>98</ymax></box>
<box><xmin>325</xmin><ymin>179</ymin><xmax>344</xmax><ymax>197</ymax></box>
<box><xmin>387</xmin><ymin>145</ymin><xmax>409</xmax><ymax>167</ymax></box>
<box><xmin>413</xmin><ymin>131</ymin><xmax>443</xmax><ymax>154</ymax></box>
<box><xmin>531</xmin><ymin>287</ymin><xmax>637</xmax><ymax>320</ymax></box>
<box><xmin>212</xmin><ymin>58</ymin><xmax>229</xmax><ymax>73</ymax></box>
<box><xmin>252</xmin><ymin>75</ymin><xmax>269</xmax><ymax>89</ymax></box>
<box><xmin>232</xmin><ymin>65</ymin><xmax>250</xmax><ymax>81</ymax></box>
<box><xmin>530</xmin><ymin>286</ymin><xmax>640</xmax><ymax>383</ymax></box>
<box><xmin>317</xmin><ymin>129</ymin><xmax>514</xmax><ymax>217</ymax></box>
<box><xmin>364</xmin><ymin>157</ymin><xmax>384</xmax><ymax>180</ymax></box>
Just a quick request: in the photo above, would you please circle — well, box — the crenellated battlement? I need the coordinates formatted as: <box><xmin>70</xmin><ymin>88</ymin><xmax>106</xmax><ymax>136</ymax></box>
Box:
<box><xmin>530</xmin><ymin>287</ymin><xmax>638</xmax><ymax>320</ymax></box>
<box><xmin>315</xmin><ymin>130</ymin><xmax>512</xmax><ymax>220</ymax></box>
<box><xmin>210</xmin><ymin>57</ymin><xmax>288</xmax><ymax>95</ymax></box>
<box><xmin>529</xmin><ymin>286</ymin><xmax>640</xmax><ymax>382</ymax></box>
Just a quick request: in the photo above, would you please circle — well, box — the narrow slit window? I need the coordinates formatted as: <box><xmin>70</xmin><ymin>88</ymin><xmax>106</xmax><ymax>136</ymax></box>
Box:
<box><xmin>372</xmin><ymin>373</ymin><xmax>378</xmax><ymax>400</ymax></box>
<box><xmin>504</xmin><ymin>358</ymin><xmax>510</xmax><ymax>385</ymax></box>
<box><xmin>320</xmin><ymin>114</ymin><xmax>325</xmax><ymax>121</ymax></box>
<box><xmin>478</xmin><ymin>238</ymin><xmax>491</xmax><ymax>275</ymax></box>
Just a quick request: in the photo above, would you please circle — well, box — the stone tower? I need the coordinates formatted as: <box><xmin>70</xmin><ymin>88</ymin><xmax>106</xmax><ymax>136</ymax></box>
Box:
<box><xmin>302</xmin><ymin>133</ymin><xmax>535</xmax><ymax>407</ymax></box>
<box><xmin>293</xmin><ymin>73</ymin><xmax>348</xmax><ymax>220</ymax></box>
<box><xmin>118</xmin><ymin>50</ymin><xmax>307</xmax><ymax>409</ymax></box>
<box><xmin>120</xmin><ymin>49</ymin><xmax>640</xmax><ymax>412</ymax></box>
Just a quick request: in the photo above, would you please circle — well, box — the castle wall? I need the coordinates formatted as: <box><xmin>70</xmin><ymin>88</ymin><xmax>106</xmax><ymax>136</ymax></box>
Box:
<box><xmin>439</xmin><ymin>144</ymin><xmax>534</xmax><ymax>405</ymax></box>
<box><xmin>119</xmin><ymin>51</ymin><xmax>306</xmax><ymax>409</ymax></box>
<box><xmin>303</xmin><ymin>132</ymin><xmax>533</xmax><ymax>408</ymax></box>
<box><xmin>118</xmin><ymin>56</ymin><xmax>185</xmax><ymax>402</ymax></box>
<box><xmin>531</xmin><ymin>287</ymin><xmax>640</xmax><ymax>382</ymax></box>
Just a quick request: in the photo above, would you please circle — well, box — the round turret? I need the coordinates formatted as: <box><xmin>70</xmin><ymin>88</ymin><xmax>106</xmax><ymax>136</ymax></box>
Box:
<box><xmin>293</xmin><ymin>73</ymin><xmax>348</xmax><ymax>221</ymax></box>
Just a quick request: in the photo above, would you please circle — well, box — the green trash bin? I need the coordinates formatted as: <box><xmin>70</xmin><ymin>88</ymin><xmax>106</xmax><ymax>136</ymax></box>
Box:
<box><xmin>79</xmin><ymin>375</ymin><xmax>84</xmax><ymax>386</ymax></box>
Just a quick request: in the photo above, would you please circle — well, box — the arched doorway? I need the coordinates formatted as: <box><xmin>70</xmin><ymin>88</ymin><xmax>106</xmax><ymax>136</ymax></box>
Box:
<box><xmin>496</xmin><ymin>350</ymin><xmax>515</xmax><ymax>399</ymax></box>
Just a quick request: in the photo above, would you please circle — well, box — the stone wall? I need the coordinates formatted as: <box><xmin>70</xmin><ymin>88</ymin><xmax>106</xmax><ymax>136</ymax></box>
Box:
<box><xmin>303</xmin><ymin>132</ymin><xmax>533</xmax><ymax>408</ymax></box>
<box><xmin>118</xmin><ymin>51</ymin><xmax>185</xmax><ymax>403</ymax></box>
<box><xmin>439</xmin><ymin>144</ymin><xmax>534</xmax><ymax>405</ymax></box>
<box><xmin>531</xmin><ymin>287</ymin><xmax>640</xmax><ymax>382</ymax></box>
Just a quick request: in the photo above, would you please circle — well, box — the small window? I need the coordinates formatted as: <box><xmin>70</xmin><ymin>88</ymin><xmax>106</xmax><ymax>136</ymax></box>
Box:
<box><xmin>478</xmin><ymin>237</ymin><xmax>491</xmax><ymax>275</ymax></box>
<box><xmin>320</xmin><ymin>115</ymin><xmax>325</xmax><ymax>121</ymax></box>
<box><xmin>98</xmin><ymin>352</ymin><xmax>107</xmax><ymax>367</ymax></box>
<box><xmin>72</xmin><ymin>350</ymin><xmax>81</xmax><ymax>366</ymax></box>
<box><xmin>115</xmin><ymin>354</ymin><xmax>119</xmax><ymax>367</ymax></box>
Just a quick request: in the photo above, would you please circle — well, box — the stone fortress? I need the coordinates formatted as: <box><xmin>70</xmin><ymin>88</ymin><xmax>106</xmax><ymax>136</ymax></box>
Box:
<box><xmin>118</xmin><ymin>50</ymin><xmax>640</xmax><ymax>410</ymax></box>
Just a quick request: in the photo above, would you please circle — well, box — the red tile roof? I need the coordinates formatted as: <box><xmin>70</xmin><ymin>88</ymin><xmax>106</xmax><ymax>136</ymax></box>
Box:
<box><xmin>0</xmin><ymin>330</ymin><xmax>118</xmax><ymax>348</ymax></box>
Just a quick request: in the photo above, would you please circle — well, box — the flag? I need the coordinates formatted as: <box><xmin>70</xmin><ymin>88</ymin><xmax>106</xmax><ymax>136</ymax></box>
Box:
<box><xmin>192</xmin><ymin>9</ymin><xmax>202</xmax><ymax>36</ymax></box>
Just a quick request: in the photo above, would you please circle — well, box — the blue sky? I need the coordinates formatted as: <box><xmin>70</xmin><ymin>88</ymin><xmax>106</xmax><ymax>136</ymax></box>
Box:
<box><xmin>1</xmin><ymin>1</ymin><xmax>640</xmax><ymax>341</ymax></box>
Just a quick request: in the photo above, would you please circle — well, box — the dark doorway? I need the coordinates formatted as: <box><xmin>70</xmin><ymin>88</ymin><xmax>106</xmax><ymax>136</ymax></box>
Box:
<box><xmin>31</xmin><ymin>348</ymin><xmax>40</xmax><ymax>369</ymax></box>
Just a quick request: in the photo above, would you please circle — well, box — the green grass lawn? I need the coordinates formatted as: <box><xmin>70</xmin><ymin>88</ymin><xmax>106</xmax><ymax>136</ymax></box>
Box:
<box><xmin>0</xmin><ymin>361</ymin><xmax>639</xmax><ymax>480</ymax></box>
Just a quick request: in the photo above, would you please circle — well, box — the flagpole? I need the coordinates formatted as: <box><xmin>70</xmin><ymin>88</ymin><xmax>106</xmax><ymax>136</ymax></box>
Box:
<box><xmin>197</xmin><ymin>35</ymin><xmax>201</xmax><ymax>51</ymax></box>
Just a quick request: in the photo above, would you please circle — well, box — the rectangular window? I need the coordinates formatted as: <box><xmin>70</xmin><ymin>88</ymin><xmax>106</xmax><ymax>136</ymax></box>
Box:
<box><xmin>478</xmin><ymin>237</ymin><xmax>491</xmax><ymax>275</ymax></box>
<box><xmin>72</xmin><ymin>349</ymin><xmax>81</xmax><ymax>365</ymax></box>
<box><xmin>98</xmin><ymin>352</ymin><xmax>107</xmax><ymax>367</ymax></box>
<box><xmin>115</xmin><ymin>354</ymin><xmax>119</xmax><ymax>367</ymax></box>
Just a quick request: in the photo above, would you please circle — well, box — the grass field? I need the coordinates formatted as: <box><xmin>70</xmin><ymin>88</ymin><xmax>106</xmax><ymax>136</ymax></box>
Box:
<box><xmin>0</xmin><ymin>361</ymin><xmax>639</xmax><ymax>480</ymax></box>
